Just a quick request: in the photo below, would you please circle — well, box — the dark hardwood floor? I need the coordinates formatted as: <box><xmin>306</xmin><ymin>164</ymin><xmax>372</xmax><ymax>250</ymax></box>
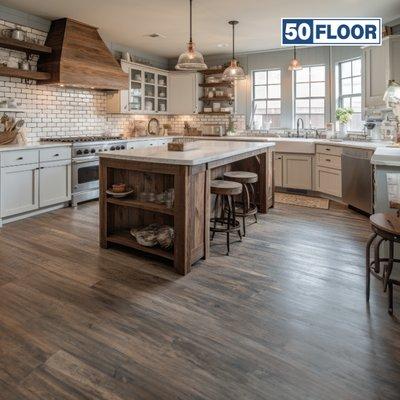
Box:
<box><xmin>0</xmin><ymin>201</ymin><xmax>399</xmax><ymax>400</ymax></box>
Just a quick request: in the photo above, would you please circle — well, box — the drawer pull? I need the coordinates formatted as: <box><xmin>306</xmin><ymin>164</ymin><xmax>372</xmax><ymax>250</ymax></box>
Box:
<box><xmin>326</xmin><ymin>159</ymin><xmax>331</xmax><ymax>162</ymax></box>
<box><xmin>17</xmin><ymin>156</ymin><xmax>23</xmax><ymax>160</ymax></box>
<box><xmin>54</xmin><ymin>153</ymin><xmax>60</xmax><ymax>157</ymax></box>
<box><xmin>325</xmin><ymin>148</ymin><xmax>331</xmax><ymax>151</ymax></box>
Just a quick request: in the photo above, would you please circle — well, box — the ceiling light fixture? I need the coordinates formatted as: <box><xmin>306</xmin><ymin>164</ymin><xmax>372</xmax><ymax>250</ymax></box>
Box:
<box><xmin>175</xmin><ymin>0</ymin><xmax>207</xmax><ymax>71</ymax></box>
<box><xmin>222</xmin><ymin>20</ymin><xmax>245</xmax><ymax>81</ymax></box>
<box><xmin>288</xmin><ymin>46</ymin><xmax>302</xmax><ymax>71</ymax></box>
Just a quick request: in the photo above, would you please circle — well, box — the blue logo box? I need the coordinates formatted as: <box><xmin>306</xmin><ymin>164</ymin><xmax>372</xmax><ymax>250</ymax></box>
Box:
<box><xmin>281</xmin><ymin>18</ymin><xmax>382</xmax><ymax>46</ymax></box>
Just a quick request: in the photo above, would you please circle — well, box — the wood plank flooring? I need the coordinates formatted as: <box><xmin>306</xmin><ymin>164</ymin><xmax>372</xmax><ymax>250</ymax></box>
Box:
<box><xmin>0</xmin><ymin>201</ymin><xmax>399</xmax><ymax>399</ymax></box>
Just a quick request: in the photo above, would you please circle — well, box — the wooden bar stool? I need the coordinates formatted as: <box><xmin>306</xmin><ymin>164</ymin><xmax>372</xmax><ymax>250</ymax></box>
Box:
<box><xmin>210</xmin><ymin>179</ymin><xmax>242</xmax><ymax>255</ymax></box>
<box><xmin>366</xmin><ymin>212</ymin><xmax>400</xmax><ymax>315</ymax></box>
<box><xmin>223</xmin><ymin>171</ymin><xmax>258</xmax><ymax>236</ymax></box>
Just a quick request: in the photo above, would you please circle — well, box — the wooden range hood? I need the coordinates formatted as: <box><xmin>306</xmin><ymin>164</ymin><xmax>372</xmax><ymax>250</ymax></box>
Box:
<box><xmin>38</xmin><ymin>18</ymin><xmax>128</xmax><ymax>91</ymax></box>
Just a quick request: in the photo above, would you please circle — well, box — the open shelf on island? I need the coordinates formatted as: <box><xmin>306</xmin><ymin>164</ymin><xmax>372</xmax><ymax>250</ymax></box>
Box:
<box><xmin>0</xmin><ymin>36</ymin><xmax>52</xmax><ymax>55</ymax></box>
<box><xmin>107</xmin><ymin>230</ymin><xmax>174</xmax><ymax>260</ymax></box>
<box><xmin>107</xmin><ymin>197</ymin><xmax>174</xmax><ymax>216</ymax></box>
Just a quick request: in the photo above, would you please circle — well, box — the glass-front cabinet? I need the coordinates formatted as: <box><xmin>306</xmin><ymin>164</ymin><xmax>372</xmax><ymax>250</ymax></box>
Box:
<box><xmin>106</xmin><ymin>61</ymin><xmax>169</xmax><ymax>115</ymax></box>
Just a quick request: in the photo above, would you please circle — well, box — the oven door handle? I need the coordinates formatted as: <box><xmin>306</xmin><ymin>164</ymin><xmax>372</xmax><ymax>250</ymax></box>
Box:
<box><xmin>72</xmin><ymin>157</ymin><xmax>99</xmax><ymax>164</ymax></box>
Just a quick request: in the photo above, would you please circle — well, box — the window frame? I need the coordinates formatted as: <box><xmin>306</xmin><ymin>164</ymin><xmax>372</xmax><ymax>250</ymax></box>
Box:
<box><xmin>251</xmin><ymin>68</ymin><xmax>282</xmax><ymax>129</ymax></box>
<box><xmin>293</xmin><ymin>64</ymin><xmax>326</xmax><ymax>129</ymax></box>
<box><xmin>337</xmin><ymin>57</ymin><xmax>362</xmax><ymax>132</ymax></box>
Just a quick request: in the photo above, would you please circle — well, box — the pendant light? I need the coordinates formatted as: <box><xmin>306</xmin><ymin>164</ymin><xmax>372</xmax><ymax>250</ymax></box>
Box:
<box><xmin>222</xmin><ymin>21</ymin><xmax>245</xmax><ymax>81</ymax></box>
<box><xmin>288</xmin><ymin>46</ymin><xmax>302</xmax><ymax>71</ymax></box>
<box><xmin>383</xmin><ymin>80</ymin><xmax>400</xmax><ymax>106</ymax></box>
<box><xmin>175</xmin><ymin>0</ymin><xmax>207</xmax><ymax>71</ymax></box>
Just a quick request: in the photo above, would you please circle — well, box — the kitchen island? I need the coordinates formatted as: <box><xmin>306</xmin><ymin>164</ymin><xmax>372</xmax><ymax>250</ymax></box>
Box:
<box><xmin>99</xmin><ymin>140</ymin><xmax>275</xmax><ymax>275</ymax></box>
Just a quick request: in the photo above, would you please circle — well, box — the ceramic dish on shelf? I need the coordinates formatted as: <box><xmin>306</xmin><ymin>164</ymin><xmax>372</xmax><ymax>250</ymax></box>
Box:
<box><xmin>106</xmin><ymin>188</ymin><xmax>134</xmax><ymax>198</ymax></box>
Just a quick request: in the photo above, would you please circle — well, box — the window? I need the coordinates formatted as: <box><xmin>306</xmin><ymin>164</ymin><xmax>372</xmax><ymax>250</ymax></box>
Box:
<box><xmin>252</xmin><ymin>69</ymin><xmax>281</xmax><ymax>129</ymax></box>
<box><xmin>294</xmin><ymin>65</ymin><xmax>326</xmax><ymax>128</ymax></box>
<box><xmin>337</xmin><ymin>58</ymin><xmax>362</xmax><ymax>131</ymax></box>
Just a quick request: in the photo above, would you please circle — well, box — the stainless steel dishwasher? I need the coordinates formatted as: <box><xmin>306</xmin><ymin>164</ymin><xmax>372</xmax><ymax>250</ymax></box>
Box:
<box><xmin>342</xmin><ymin>147</ymin><xmax>374</xmax><ymax>214</ymax></box>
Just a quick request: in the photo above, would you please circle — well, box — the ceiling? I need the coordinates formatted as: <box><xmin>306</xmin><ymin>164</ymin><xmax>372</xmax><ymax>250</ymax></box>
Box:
<box><xmin>2</xmin><ymin>0</ymin><xmax>400</xmax><ymax>58</ymax></box>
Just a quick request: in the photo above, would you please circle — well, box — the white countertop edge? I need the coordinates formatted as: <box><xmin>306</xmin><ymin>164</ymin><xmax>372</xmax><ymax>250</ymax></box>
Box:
<box><xmin>0</xmin><ymin>143</ymin><xmax>72</xmax><ymax>152</ymax></box>
<box><xmin>100</xmin><ymin>141</ymin><xmax>275</xmax><ymax>166</ymax></box>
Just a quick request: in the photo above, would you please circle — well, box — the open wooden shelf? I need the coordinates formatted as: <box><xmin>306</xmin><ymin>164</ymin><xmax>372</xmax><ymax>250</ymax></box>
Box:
<box><xmin>0</xmin><ymin>36</ymin><xmax>52</xmax><ymax>55</ymax></box>
<box><xmin>200</xmin><ymin>96</ymin><xmax>234</xmax><ymax>102</ymax></box>
<box><xmin>199</xmin><ymin>111</ymin><xmax>231</xmax><ymax>115</ymax></box>
<box><xmin>107</xmin><ymin>231</ymin><xmax>174</xmax><ymax>260</ymax></box>
<box><xmin>202</xmin><ymin>68</ymin><xmax>226</xmax><ymax>75</ymax></box>
<box><xmin>107</xmin><ymin>197</ymin><xmax>174</xmax><ymax>216</ymax></box>
<box><xmin>0</xmin><ymin>108</ymin><xmax>27</xmax><ymax>113</ymax></box>
<box><xmin>0</xmin><ymin>66</ymin><xmax>50</xmax><ymax>81</ymax></box>
<box><xmin>199</xmin><ymin>82</ymin><xmax>233</xmax><ymax>88</ymax></box>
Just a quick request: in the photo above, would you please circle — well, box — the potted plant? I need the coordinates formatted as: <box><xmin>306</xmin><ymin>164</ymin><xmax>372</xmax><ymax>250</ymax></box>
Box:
<box><xmin>336</xmin><ymin>107</ymin><xmax>353</xmax><ymax>137</ymax></box>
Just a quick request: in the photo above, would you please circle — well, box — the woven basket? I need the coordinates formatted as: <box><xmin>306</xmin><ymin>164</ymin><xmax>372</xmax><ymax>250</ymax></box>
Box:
<box><xmin>0</xmin><ymin>130</ymin><xmax>19</xmax><ymax>145</ymax></box>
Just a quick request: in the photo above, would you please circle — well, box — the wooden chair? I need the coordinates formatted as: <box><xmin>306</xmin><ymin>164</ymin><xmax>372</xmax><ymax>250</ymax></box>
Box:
<box><xmin>223</xmin><ymin>171</ymin><xmax>258</xmax><ymax>236</ymax></box>
<box><xmin>210</xmin><ymin>179</ymin><xmax>242</xmax><ymax>255</ymax></box>
<box><xmin>366</xmin><ymin>213</ymin><xmax>400</xmax><ymax>315</ymax></box>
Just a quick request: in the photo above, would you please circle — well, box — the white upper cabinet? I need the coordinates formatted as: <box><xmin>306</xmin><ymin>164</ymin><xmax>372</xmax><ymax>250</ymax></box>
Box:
<box><xmin>107</xmin><ymin>61</ymin><xmax>169</xmax><ymax>115</ymax></box>
<box><xmin>169</xmin><ymin>72</ymin><xmax>202</xmax><ymax>115</ymax></box>
<box><xmin>363</xmin><ymin>35</ymin><xmax>400</xmax><ymax>109</ymax></box>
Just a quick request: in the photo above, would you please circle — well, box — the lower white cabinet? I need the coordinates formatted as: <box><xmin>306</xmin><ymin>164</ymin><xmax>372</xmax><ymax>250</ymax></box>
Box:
<box><xmin>1</xmin><ymin>163</ymin><xmax>39</xmax><ymax>217</ymax></box>
<box><xmin>0</xmin><ymin>147</ymin><xmax>72</xmax><ymax>222</ymax></box>
<box><xmin>315</xmin><ymin>166</ymin><xmax>342</xmax><ymax>197</ymax></box>
<box><xmin>39</xmin><ymin>160</ymin><xmax>71</xmax><ymax>208</ymax></box>
<box><xmin>274</xmin><ymin>153</ymin><xmax>283</xmax><ymax>187</ymax></box>
<box><xmin>282</xmin><ymin>154</ymin><xmax>313</xmax><ymax>190</ymax></box>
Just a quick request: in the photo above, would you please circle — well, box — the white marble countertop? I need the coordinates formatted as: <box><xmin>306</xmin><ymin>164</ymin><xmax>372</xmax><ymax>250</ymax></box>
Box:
<box><xmin>100</xmin><ymin>140</ymin><xmax>275</xmax><ymax>166</ymax></box>
<box><xmin>371</xmin><ymin>146</ymin><xmax>400</xmax><ymax>166</ymax></box>
<box><xmin>0</xmin><ymin>142</ymin><xmax>72</xmax><ymax>152</ymax></box>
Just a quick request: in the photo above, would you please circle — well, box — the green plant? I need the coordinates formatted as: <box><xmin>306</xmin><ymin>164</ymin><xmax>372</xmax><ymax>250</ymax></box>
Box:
<box><xmin>336</xmin><ymin>107</ymin><xmax>354</xmax><ymax>125</ymax></box>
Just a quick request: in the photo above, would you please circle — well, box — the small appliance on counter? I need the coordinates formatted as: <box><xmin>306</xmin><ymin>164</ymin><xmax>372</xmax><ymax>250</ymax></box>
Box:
<box><xmin>201</xmin><ymin>124</ymin><xmax>226</xmax><ymax>137</ymax></box>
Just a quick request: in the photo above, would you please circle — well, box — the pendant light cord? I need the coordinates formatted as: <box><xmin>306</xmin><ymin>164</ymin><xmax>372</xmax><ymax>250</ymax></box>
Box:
<box><xmin>232</xmin><ymin>23</ymin><xmax>235</xmax><ymax>60</ymax></box>
<box><xmin>294</xmin><ymin>46</ymin><xmax>296</xmax><ymax>59</ymax></box>
<box><xmin>189</xmin><ymin>0</ymin><xmax>193</xmax><ymax>43</ymax></box>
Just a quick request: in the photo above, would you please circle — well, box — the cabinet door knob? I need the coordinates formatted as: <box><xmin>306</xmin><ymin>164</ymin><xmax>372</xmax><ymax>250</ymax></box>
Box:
<box><xmin>17</xmin><ymin>156</ymin><xmax>23</xmax><ymax>160</ymax></box>
<box><xmin>54</xmin><ymin>153</ymin><xmax>59</xmax><ymax>157</ymax></box>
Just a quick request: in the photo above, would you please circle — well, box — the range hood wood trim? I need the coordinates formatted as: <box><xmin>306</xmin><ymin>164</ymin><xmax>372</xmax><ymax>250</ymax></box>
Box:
<box><xmin>38</xmin><ymin>18</ymin><xmax>128</xmax><ymax>91</ymax></box>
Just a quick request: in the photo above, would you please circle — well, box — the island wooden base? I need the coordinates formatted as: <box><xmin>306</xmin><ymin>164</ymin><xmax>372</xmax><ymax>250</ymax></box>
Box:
<box><xmin>99</xmin><ymin>148</ymin><xmax>273</xmax><ymax>275</ymax></box>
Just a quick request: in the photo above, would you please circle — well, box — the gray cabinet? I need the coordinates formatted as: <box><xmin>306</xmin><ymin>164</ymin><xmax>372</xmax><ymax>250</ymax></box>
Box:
<box><xmin>39</xmin><ymin>160</ymin><xmax>71</xmax><ymax>208</ymax></box>
<box><xmin>0</xmin><ymin>163</ymin><xmax>39</xmax><ymax>217</ymax></box>
<box><xmin>169</xmin><ymin>72</ymin><xmax>202</xmax><ymax>115</ymax></box>
<box><xmin>274</xmin><ymin>153</ymin><xmax>283</xmax><ymax>187</ymax></box>
<box><xmin>363</xmin><ymin>35</ymin><xmax>400</xmax><ymax>109</ymax></box>
<box><xmin>282</xmin><ymin>154</ymin><xmax>313</xmax><ymax>190</ymax></box>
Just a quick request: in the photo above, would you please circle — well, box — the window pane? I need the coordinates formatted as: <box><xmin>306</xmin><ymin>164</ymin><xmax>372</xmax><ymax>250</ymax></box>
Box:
<box><xmin>268</xmin><ymin>69</ymin><xmax>280</xmax><ymax>84</ymax></box>
<box><xmin>341</xmin><ymin>78</ymin><xmax>352</xmax><ymax>95</ymax></box>
<box><xmin>253</xmin><ymin>115</ymin><xmax>263</xmax><ymax>130</ymax></box>
<box><xmin>349</xmin><ymin>113</ymin><xmax>362</xmax><ymax>131</ymax></box>
<box><xmin>341</xmin><ymin>61</ymin><xmax>352</xmax><ymax>78</ymax></box>
<box><xmin>352</xmin><ymin>59</ymin><xmax>361</xmax><ymax>76</ymax></box>
<box><xmin>309</xmin><ymin>114</ymin><xmax>325</xmax><ymax>128</ymax></box>
<box><xmin>352</xmin><ymin>76</ymin><xmax>361</xmax><ymax>94</ymax></box>
<box><xmin>310</xmin><ymin>82</ymin><xmax>325</xmax><ymax>97</ymax></box>
<box><xmin>342</xmin><ymin>97</ymin><xmax>351</xmax><ymax>108</ymax></box>
<box><xmin>351</xmin><ymin>96</ymin><xmax>361</xmax><ymax>112</ymax></box>
<box><xmin>296</xmin><ymin>67</ymin><xmax>309</xmax><ymax>83</ymax></box>
<box><xmin>310</xmin><ymin>98</ymin><xmax>325</xmax><ymax>114</ymax></box>
<box><xmin>267</xmin><ymin>100</ymin><xmax>281</xmax><ymax>114</ymax></box>
<box><xmin>310</xmin><ymin>66</ymin><xmax>325</xmax><ymax>82</ymax></box>
<box><xmin>296</xmin><ymin>83</ymin><xmax>309</xmax><ymax>98</ymax></box>
<box><xmin>268</xmin><ymin>84</ymin><xmax>281</xmax><ymax>98</ymax></box>
<box><xmin>254</xmin><ymin>86</ymin><xmax>267</xmax><ymax>99</ymax></box>
<box><xmin>254</xmin><ymin>71</ymin><xmax>267</xmax><ymax>85</ymax></box>
<box><xmin>254</xmin><ymin>100</ymin><xmax>266</xmax><ymax>114</ymax></box>
<box><xmin>296</xmin><ymin>99</ymin><xmax>309</xmax><ymax>114</ymax></box>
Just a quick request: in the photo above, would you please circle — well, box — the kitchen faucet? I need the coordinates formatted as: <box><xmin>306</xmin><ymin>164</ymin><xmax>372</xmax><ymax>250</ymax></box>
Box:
<box><xmin>296</xmin><ymin>117</ymin><xmax>304</xmax><ymax>137</ymax></box>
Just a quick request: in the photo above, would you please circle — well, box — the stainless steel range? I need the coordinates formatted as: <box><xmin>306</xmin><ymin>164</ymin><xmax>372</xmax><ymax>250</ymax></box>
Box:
<box><xmin>41</xmin><ymin>136</ymin><xmax>127</xmax><ymax>206</ymax></box>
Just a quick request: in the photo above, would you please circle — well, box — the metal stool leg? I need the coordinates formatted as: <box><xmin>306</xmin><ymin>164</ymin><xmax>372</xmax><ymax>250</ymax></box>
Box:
<box><xmin>249</xmin><ymin>182</ymin><xmax>258</xmax><ymax>223</ymax></box>
<box><xmin>211</xmin><ymin>194</ymin><xmax>219</xmax><ymax>241</ymax></box>
<box><xmin>388</xmin><ymin>280</ymin><xmax>394</xmax><ymax>315</ymax></box>
<box><xmin>232</xmin><ymin>196</ymin><xmax>242</xmax><ymax>242</ymax></box>
<box><xmin>383</xmin><ymin>240</ymin><xmax>394</xmax><ymax>292</ymax></box>
<box><xmin>366</xmin><ymin>232</ymin><xmax>377</xmax><ymax>302</ymax></box>
<box><xmin>226</xmin><ymin>195</ymin><xmax>231</xmax><ymax>255</ymax></box>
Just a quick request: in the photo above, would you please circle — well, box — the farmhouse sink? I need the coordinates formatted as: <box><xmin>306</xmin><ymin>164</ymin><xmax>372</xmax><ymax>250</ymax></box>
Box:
<box><xmin>271</xmin><ymin>138</ymin><xmax>316</xmax><ymax>154</ymax></box>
